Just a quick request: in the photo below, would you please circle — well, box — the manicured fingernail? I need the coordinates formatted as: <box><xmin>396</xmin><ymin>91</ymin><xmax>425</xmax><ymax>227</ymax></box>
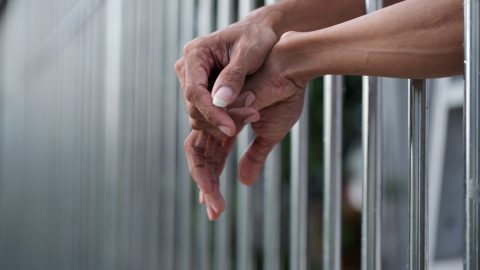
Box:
<box><xmin>218</xmin><ymin>125</ymin><xmax>233</xmax><ymax>136</ymax></box>
<box><xmin>244</xmin><ymin>114</ymin><xmax>260</xmax><ymax>124</ymax></box>
<box><xmin>244</xmin><ymin>93</ymin><xmax>255</xmax><ymax>107</ymax></box>
<box><xmin>213</xmin><ymin>86</ymin><xmax>233</xmax><ymax>107</ymax></box>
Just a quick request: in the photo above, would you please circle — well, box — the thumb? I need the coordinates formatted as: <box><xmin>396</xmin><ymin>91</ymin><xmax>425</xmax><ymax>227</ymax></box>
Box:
<box><xmin>238</xmin><ymin>136</ymin><xmax>277</xmax><ymax>186</ymax></box>
<box><xmin>211</xmin><ymin>63</ymin><xmax>248</xmax><ymax>108</ymax></box>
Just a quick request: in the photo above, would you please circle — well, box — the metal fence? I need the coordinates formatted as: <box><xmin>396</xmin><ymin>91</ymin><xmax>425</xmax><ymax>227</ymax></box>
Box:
<box><xmin>0</xmin><ymin>0</ymin><xmax>477</xmax><ymax>270</ymax></box>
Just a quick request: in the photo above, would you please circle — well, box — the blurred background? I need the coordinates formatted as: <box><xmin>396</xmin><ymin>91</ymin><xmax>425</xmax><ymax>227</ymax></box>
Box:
<box><xmin>0</xmin><ymin>0</ymin><xmax>466</xmax><ymax>269</ymax></box>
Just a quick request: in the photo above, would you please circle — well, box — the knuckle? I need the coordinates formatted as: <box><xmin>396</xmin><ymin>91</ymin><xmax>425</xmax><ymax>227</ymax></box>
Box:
<box><xmin>184</xmin><ymin>85</ymin><xmax>197</xmax><ymax>102</ymax></box>
<box><xmin>189</xmin><ymin>119</ymin><xmax>203</xmax><ymax>130</ymax></box>
<box><xmin>186</xmin><ymin>103</ymin><xmax>199</xmax><ymax>118</ymax></box>
<box><xmin>174</xmin><ymin>59</ymin><xmax>183</xmax><ymax>73</ymax></box>
<box><xmin>223</xmin><ymin>67</ymin><xmax>244</xmax><ymax>85</ymax></box>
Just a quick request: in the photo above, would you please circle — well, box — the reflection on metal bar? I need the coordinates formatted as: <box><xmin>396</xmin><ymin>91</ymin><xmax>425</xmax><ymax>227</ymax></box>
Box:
<box><xmin>195</xmin><ymin>1</ymin><xmax>214</xmax><ymax>269</ymax></box>
<box><xmin>176</xmin><ymin>0</ymin><xmax>195</xmax><ymax>269</ymax></box>
<box><xmin>264</xmin><ymin>144</ymin><xmax>282</xmax><ymax>270</ymax></box>
<box><xmin>237</xmin><ymin>2</ymin><xmax>256</xmax><ymax>270</ymax></box>
<box><xmin>214</xmin><ymin>1</ymin><xmax>234</xmax><ymax>269</ymax></box>
<box><xmin>408</xmin><ymin>79</ymin><xmax>428</xmax><ymax>270</ymax></box>
<box><xmin>361</xmin><ymin>0</ymin><xmax>383</xmax><ymax>264</ymax></box>
<box><xmin>323</xmin><ymin>75</ymin><xmax>343</xmax><ymax>270</ymax></box>
<box><xmin>164</xmin><ymin>0</ymin><xmax>180</xmax><ymax>268</ymax></box>
<box><xmin>290</xmin><ymin>87</ymin><xmax>309</xmax><ymax>270</ymax></box>
<box><xmin>104</xmin><ymin>0</ymin><xmax>123</xmax><ymax>269</ymax></box>
<box><xmin>464</xmin><ymin>0</ymin><xmax>480</xmax><ymax>268</ymax></box>
<box><xmin>361</xmin><ymin>75</ymin><xmax>382</xmax><ymax>270</ymax></box>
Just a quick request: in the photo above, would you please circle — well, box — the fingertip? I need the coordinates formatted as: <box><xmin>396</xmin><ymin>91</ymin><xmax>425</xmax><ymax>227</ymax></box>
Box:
<box><xmin>238</xmin><ymin>158</ymin><xmax>261</xmax><ymax>186</ymax></box>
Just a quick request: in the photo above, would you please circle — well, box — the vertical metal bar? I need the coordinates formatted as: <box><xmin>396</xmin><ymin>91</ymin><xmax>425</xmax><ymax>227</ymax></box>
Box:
<box><xmin>260</xmin><ymin>2</ymin><xmax>281</xmax><ymax>270</ymax></box>
<box><xmin>408</xmin><ymin>79</ymin><xmax>428</xmax><ymax>270</ymax></box>
<box><xmin>264</xmin><ymin>144</ymin><xmax>282</xmax><ymax>270</ymax></box>
<box><xmin>290</xmin><ymin>88</ymin><xmax>309</xmax><ymax>270</ymax></box>
<box><xmin>236</xmin><ymin>2</ymin><xmax>256</xmax><ymax>270</ymax></box>
<box><xmin>464</xmin><ymin>0</ymin><xmax>480</xmax><ymax>268</ymax></box>
<box><xmin>361</xmin><ymin>3</ymin><xmax>383</xmax><ymax>269</ymax></box>
<box><xmin>177</xmin><ymin>0</ymin><xmax>195</xmax><ymax>269</ymax></box>
<box><xmin>164</xmin><ymin>0</ymin><xmax>180</xmax><ymax>268</ymax></box>
<box><xmin>196</xmin><ymin>1</ymin><xmax>214</xmax><ymax>270</ymax></box>
<box><xmin>361</xmin><ymin>75</ymin><xmax>382</xmax><ymax>270</ymax></box>
<box><xmin>104</xmin><ymin>0</ymin><xmax>123</xmax><ymax>269</ymax></box>
<box><xmin>215</xmin><ymin>1</ymin><xmax>234</xmax><ymax>270</ymax></box>
<box><xmin>323</xmin><ymin>75</ymin><xmax>343</xmax><ymax>270</ymax></box>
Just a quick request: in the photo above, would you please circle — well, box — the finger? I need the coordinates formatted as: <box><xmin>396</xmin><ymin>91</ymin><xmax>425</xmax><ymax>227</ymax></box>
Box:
<box><xmin>238</xmin><ymin>136</ymin><xmax>278</xmax><ymax>186</ymax></box>
<box><xmin>204</xmin><ymin>135</ymin><xmax>225</xmax><ymax>214</ymax></box>
<box><xmin>184</xmin><ymin>131</ymin><xmax>212</xmax><ymax>193</ymax></box>
<box><xmin>228</xmin><ymin>91</ymin><xmax>256</xmax><ymax>108</ymax></box>
<box><xmin>189</xmin><ymin>118</ymin><xmax>228</xmax><ymax>140</ymax></box>
<box><xmin>211</xmin><ymin>42</ymin><xmax>268</xmax><ymax>108</ymax></box>
<box><xmin>228</xmin><ymin>107</ymin><xmax>260</xmax><ymax>126</ymax></box>
<box><xmin>184</xmin><ymin>52</ymin><xmax>236</xmax><ymax>137</ymax></box>
<box><xmin>174</xmin><ymin>58</ymin><xmax>186</xmax><ymax>89</ymax></box>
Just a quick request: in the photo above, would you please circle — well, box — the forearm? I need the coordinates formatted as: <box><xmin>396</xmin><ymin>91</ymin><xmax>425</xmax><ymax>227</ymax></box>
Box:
<box><xmin>279</xmin><ymin>0</ymin><xmax>464</xmax><ymax>82</ymax></box>
<box><xmin>246</xmin><ymin>0</ymin><xmax>404</xmax><ymax>37</ymax></box>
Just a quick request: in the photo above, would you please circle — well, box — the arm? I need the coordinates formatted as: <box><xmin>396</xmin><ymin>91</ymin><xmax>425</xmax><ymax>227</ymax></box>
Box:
<box><xmin>177</xmin><ymin>0</ymin><xmax>383</xmax><ymax>139</ymax></box>
<box><xmin>274</xmin><ymin>0</ymin><xmax>463</xmax><ymax>85</ymax></box>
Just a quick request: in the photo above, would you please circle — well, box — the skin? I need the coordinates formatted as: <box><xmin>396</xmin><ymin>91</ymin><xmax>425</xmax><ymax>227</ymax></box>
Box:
<box><xmin>176</xmin><ymin>0</ymin><xmax>464</xmax><ymax>220</ymax></box>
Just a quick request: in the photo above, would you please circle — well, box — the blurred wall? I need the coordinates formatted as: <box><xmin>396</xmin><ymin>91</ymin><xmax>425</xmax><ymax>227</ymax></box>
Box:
<box><xmin>0</xmin><ymin>0</ymin><xmax>188</xmax><ymax>269</ymax></box>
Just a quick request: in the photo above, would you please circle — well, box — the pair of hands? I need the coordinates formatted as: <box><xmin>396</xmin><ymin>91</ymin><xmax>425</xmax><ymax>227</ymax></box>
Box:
<box><xmin>175</xmin><ymin>20</ymin><xmax>306</xmax><ymax>220</ymax></box>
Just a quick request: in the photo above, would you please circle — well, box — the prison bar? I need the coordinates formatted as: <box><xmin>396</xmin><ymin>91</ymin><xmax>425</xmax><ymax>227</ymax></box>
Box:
<box><xmin>408</xmin><ymin>79</ymin><xmax>428</xmax><ymax>270</ymax></box>
<box><xmin>214</xmin><ymin>2</ymin><xmax>235</xmax><ymax>270</ymax></box>
<box><xmin>361</xmin><ymin>2</ymin><xmax>383</xmax><ymax>270</ymax></box>
<box><xmin>464</xmin><ymin>0</ymin><xmax>480</xmax><ymax>269</ymax></box>
<box><xmin>323</xmin><ymin>75</ymin><xmax>344</xmax><ymax>270</ymax></box>
<box><xmin>196</xmin><ymin>1</ymin><xmax>214</xmax><ymax>270</ymax></box>
<box><xmin>290</xmin><ymin>88</ymin><xmax>310</xmax><ymax>270</ymax></box>
<box><xmin>236</xmin><ymin>2</ymin><xmax>256</xmax><ymax>270</ymax></box>
<box><xmin>263</xmin><ymin>3</ymin><xmax>282</xmax><ymax>270</ymax></box>
<box><xmin>177</xmin><ymin>0</ymin><xmax>195</xmax><ymax>269</ymax></box>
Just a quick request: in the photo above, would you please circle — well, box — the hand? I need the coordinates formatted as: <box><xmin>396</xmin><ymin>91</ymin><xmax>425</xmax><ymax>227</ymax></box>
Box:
<box><xmin>238</xmin><ymin>34</ymin><xmax>307</xmax><ymax>185</ymax></box>
<box><xmin>175</xmin><ymin>12</ymin><xmax>278</xmax><ymax>139</ymax></box>
<box><xmin>185</xmin><ymin>34</ymin><xmax>307</xmax><ymax>219</ymax></box>
<box><xmin>184</xmin><ymin>94</ymin><xmax>260</xmax><ymax>220</ymax></box>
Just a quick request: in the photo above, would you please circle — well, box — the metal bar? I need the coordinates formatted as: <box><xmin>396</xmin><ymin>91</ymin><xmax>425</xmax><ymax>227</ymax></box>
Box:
<box><xmin>214</xmin><ymin>1</ymin><xmax>235</xmax><ymax>270</ymax></box>
<box><xmin>290</xmin><ymin>87</ymin><xmax>309</xmax><ymax>270</ymax></box>
<box><xmin>464</xmin><ymin>0</ymin><xmax>480</xmax><ymax>268</ymax></box>
<box><xmin>361</xmin><ymin>1</ymin><xmax>383</xmax><ymax>269</ymax></box>
<box><xmin>361</xmin><ymin>75</ymin><xmax>382</xmax><ymax>270</ymax></box>
<box><xmin>196</xmin><ymin>1</ymin><xmax>214</xmax><ymax>270</ymax></box>
<box><xmin>260</xmin><ymin>2</ymin><xmax>281</xmax><ymax>270</ymax></box>
<box><xmin>264</xmin><ymin>144</ymin><xmax>282</xmax><ymax>270</ymax></box>
<box><xmin>236</xmin><ymin>2</ymin><xmax>256</xmax><ymax>270</ymax></box>
<box><xmin>103</xmin><ymin>0</ymin><xmax>123</xmax><ymax>269</ymax></box>
<box><xmin>323</xmin><ymin>75</ymin><xmax>343</xmax><ymax>270</ymax></box>
<box><xmin>176</xmin><ymin>0</ymin><xmax>195</xmax><ymax>269</ymax></box>
<box><xmin>164</xmin><ymin>0</ymin><xmax>180</xmax><ymax>268</ymax></box>
<box><xmin>407</xmin><ymin>79</ymin><xmax>428</xmax><ymax>270</ymax></box>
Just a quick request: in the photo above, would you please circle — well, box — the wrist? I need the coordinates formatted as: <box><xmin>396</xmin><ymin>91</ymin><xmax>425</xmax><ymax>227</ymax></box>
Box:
<box><xmin>273</xmin><ymin>31</ymin><xmax>332</xmax><ymax>86</ymax></box>
<box><xmin>242</xmin><ymin>1</ymin><xmax>295</xmax><ymax>39</ymax></box>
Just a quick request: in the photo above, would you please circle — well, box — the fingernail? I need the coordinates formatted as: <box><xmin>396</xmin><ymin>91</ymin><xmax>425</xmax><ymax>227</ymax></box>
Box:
<box><xmin>244</xmin><ymin>114</ymin><xmax>260</xmax><ymax>124</ymax></box>
<box><xmin>244</xmin><ymin>93</ymin><xmax>255</xmax><ymax>107</ymax></box>
<box><xmin>199</xmin><ymin>191</ymin><xmax>204</xmax><ymax>204</ymax></box>
<box><xmin>213</xmin><ymin>86</ymin><xmax>233</xmax><ymax>107</ymax></box>
<box><xmin>218</xmin><ymin>125</ymin><xmax>233</xmax><ymax>137</ymax></box>
<box><xmin>206</xmin><ymin>205</ymin><xmax>215</xmax><ymax>220</ymax></box>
